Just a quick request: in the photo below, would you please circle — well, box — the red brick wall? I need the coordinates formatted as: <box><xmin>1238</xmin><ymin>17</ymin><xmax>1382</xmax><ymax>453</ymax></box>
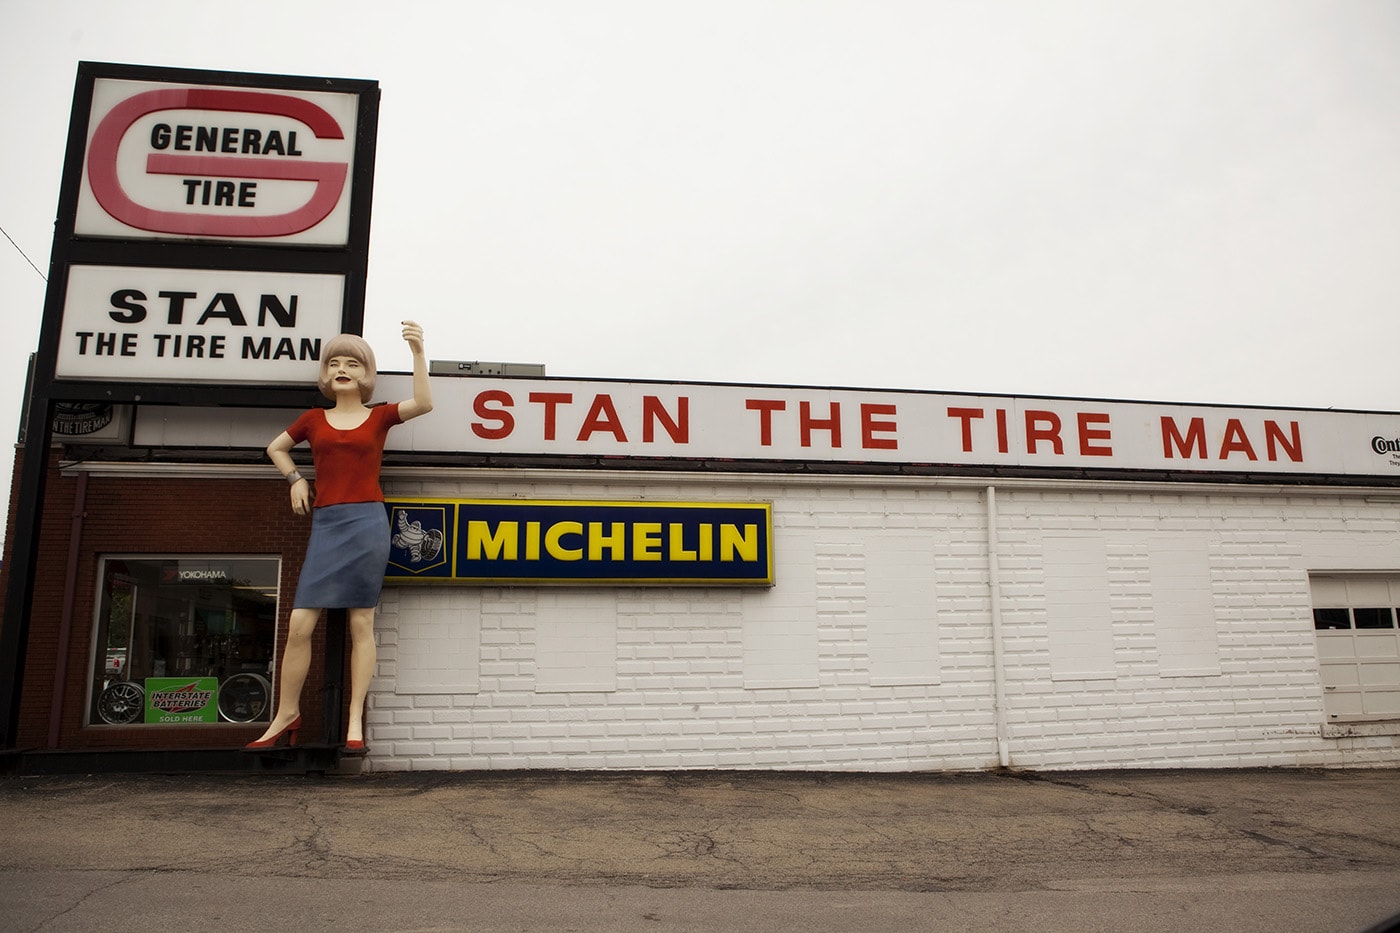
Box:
<box><xmin>1</xmin><ymin>448</ymin><xmax>329</xmax><ymax>749</ymax></box>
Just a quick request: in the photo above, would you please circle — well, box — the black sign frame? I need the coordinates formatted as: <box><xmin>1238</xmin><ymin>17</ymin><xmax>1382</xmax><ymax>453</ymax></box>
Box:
<box><xmin>37</xmin><ymin>60</ymin><xmax>381</xmax><ymax>405</ymax></box>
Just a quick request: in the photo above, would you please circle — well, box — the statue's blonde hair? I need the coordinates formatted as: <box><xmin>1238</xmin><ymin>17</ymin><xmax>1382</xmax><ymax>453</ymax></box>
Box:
<box><xmin>318</xmin><ymin>333</ymin><xmax>377</xmax><ymax>402</ymax></box>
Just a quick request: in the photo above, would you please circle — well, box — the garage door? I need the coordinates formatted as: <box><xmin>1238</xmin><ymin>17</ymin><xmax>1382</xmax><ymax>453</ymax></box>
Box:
<box><xmin>1310</xmin><ymin>575</ymin><xmax>1400</xmax><ymax>723</ymax></box>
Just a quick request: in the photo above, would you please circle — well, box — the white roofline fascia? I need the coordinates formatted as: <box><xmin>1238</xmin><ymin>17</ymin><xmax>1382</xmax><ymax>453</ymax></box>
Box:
<box><xmin>58</xmin><ymin>459</ymin><xmax>1400</xmax><ymax>499</ymax></box>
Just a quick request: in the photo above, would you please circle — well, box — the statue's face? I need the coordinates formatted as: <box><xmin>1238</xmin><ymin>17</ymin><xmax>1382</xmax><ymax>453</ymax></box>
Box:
<box><xmin>326</xmin><ymin>355</ymin><xmax>368</xmax><ymax>396</ymax></box>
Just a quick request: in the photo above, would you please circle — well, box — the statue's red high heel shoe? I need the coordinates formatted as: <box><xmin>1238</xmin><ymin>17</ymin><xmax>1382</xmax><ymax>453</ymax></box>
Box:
<box><xmin>343</xmin><ymin>738</ymin><xmax>368</xmax><ymax>756</ymax></box>
<box><xmin>243</xmin><ymin>715</ymin><xmax>302</xmax><ymax>750</ymax></box>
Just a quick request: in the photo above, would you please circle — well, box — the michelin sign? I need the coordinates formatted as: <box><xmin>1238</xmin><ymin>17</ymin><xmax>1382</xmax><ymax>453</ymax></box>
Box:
<box><xmin>385</xmin><ymin>499</ymin><xmax>774</xmax><ymax>586</ymax></box>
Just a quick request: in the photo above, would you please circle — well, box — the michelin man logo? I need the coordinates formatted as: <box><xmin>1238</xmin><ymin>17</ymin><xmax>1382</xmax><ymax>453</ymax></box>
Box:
<box><xmin>385</xmin><ymin>504</ymin><xmax>451</xmax><ymax>578</ymax></box>
<box><xmin>392</xmin><ymin>511</ymin><xmax>444</xmax><ymax>563</ymax></box>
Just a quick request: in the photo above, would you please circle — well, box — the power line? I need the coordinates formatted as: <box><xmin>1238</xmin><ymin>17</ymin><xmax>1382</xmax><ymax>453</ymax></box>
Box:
<box><xmin>0</xmin><ymin>224</ymin><xmax>46</xmax><ymax>282</ymax></box>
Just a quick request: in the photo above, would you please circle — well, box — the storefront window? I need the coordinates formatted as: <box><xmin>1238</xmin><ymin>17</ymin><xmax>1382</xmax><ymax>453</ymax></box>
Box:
<box><xmin>91</xmin><ymin>557</ymin><xmax>279</xmax><ymax>726</ymax></box>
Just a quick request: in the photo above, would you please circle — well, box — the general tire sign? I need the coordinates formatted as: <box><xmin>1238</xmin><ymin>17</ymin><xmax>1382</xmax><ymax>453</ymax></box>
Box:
<box><xmin>76</xmin><ymin>79</ymin><xmax>362</xmax><ymax>245</ymax></box>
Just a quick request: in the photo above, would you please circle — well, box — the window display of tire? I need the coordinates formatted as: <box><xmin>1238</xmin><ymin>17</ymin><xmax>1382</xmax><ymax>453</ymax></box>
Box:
<box><xmin>217</xmin><ymin>672</ymin><xmax>271</xmax><ymax>723</ymax></box>
<box><xmin>96</xmin><ymin>673</ymin><xmax>271</xmax><ymax>725</ymax></box>
<box><xmin>96</xmin><ymin>681</ymin><xmax>144</xmax><ymax>725</ymax></box>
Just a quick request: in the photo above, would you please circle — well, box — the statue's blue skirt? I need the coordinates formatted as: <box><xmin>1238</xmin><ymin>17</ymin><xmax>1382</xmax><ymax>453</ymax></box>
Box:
<box><xmin>294</xmin><ymin>502</ymin><xmax>390</xmax><ymax>609</ymax></box>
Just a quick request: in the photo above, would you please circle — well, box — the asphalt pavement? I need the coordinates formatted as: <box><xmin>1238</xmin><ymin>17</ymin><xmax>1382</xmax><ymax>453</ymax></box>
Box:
<box><xmin>2</xmin><ymin>766</ymin><xmax>1399</xmax><ymax>932</ymax></box>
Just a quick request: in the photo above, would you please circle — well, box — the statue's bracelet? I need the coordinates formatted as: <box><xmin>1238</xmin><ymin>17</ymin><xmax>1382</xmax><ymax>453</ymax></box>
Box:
<box><xmin>286</xmin><ymin>471</ymin><xmax>305</xmax><ymax>485</ymax></box>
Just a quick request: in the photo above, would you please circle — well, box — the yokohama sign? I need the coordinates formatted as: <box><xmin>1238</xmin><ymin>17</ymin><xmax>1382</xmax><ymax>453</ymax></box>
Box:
<box><xmin>76</xmin><ymin>78</ymin><xmax>361</xmax><ymax>244</ymax></box>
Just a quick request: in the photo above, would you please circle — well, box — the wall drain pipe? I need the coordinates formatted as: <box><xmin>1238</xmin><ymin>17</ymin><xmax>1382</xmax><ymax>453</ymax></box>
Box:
<box><xmin>49</xmin><ymin>469</ymin><xmax>88</xmax><ymax>749</ymax></box>
<box><xmin>986</xmin><ymin>484</ymin><xmax>1011</xmax><ymax>768</ymax></box>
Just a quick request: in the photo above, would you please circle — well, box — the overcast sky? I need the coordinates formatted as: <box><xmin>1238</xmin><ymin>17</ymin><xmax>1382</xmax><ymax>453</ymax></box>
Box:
<box><xmin>2</xmin><ymin>1</ymin><xmax>1398</xmax><ymax>493</ymax></box>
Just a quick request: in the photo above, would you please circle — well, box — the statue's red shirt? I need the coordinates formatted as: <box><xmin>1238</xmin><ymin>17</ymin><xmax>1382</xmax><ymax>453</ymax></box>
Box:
<box><xmin>285</xmin><ymin>403</ymin><xmax>404</xmax><ymax>507</ymax></box>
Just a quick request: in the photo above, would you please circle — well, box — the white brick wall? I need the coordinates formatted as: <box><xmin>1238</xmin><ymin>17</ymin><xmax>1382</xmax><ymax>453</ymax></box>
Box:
<box><xmin>366</xmin><ymin>470</ymin><xmax>1400</xmax><ymax>772</ymax></box>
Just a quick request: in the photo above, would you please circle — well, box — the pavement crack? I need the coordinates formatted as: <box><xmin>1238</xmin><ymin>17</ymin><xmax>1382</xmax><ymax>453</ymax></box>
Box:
<box><xmin>21</xmin><ymin>873</ymin><xmax>127</xmax><ymax>933</ymax></box>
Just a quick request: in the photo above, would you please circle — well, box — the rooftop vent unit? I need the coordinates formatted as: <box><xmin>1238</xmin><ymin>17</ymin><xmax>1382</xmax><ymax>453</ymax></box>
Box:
<box><xmin>429</xmin><ymin>360</ymin><xmax>546</xmax><ymax>377</ymax></box>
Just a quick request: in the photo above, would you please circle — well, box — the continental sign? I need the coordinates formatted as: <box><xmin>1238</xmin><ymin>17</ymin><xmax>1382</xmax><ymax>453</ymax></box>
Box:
<box><xmin>384</xmin><ymin>499</ymin><xmax>774</xmax><ymax>586</ymax></box>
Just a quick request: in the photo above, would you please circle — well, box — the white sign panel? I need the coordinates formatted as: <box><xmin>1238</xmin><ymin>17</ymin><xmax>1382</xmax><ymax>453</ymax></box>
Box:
<box><xmin>56</xmin><ymin>265</ymin><xmax>344</xmax><ymax>384</ymax></box>
<box><xmin>371</xmin><ymin>375</ymin><xmax>1400</xmax><ymax>479</ymax></box>
<box><xmin>138</xmin><ymin>375</ymin><xmax>1400</xmax><ymax>480</ymax></box>
<box><xmin>75</xmin><ymin>78</ymin><xmax>360</xmax><ymax>245</ymax></box>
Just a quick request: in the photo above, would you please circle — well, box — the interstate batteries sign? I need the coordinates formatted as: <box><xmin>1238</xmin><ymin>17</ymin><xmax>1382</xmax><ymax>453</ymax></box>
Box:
<box><xmin>143</xmin><ymin>677</ymin><xmax>218</xmax><ymax>724</ymax></box>
<box><xmin>384</xmin><ymin>499</ymin><xmax>774</xmax><ymax>585</ymax></box>
<box><xmin>76</xmin><ymin>76</ymin><xmax>362</xmax><ymax>244</ymax></box>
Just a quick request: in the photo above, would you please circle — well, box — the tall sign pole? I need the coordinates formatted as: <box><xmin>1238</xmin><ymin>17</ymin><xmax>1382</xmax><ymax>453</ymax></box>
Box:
<box><xmin>1</xmin><ymin>62</ymin><xmax>380</xmax><ymax>750</ymax></box>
